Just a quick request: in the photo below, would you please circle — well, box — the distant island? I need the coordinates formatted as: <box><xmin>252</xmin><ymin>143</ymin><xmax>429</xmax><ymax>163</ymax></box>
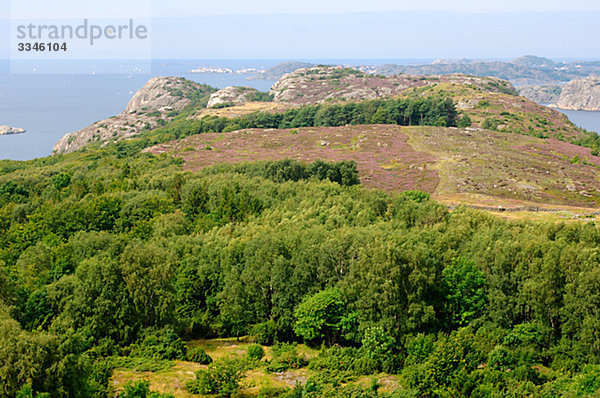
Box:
<box><xmin>0</xmin><ymin>125</ymin><xmax>25</xmax><ymax>135</ymax></box>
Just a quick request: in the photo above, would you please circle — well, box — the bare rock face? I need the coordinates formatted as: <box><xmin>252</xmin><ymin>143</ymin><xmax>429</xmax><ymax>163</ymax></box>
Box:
<box><xmin>555</xmin><ymin>76</ymin><xmax>600</xmax><ymax>111</ymax></box>
<box><xmin>518</xmin><ymin>85</ymin><xmax>562</xmax><ymax>104</ymax></box>
<box><xmin>0</xmin><ymin>126</ymin><xmax>25</xmax><ymax>135</ymax></box>
<box><xmin>125</xmin><ymin>77</ymin><xmax>199</xmax><ymax>113</ymax></box>
<box><xmin>54</xmin><ymin>77</ymin><xmax>212</xmax><ymax>154</ymax></box>
<box><xmin>269</xmin><ymin>66</ymin><xmax>518</xmax><ymax>105</ymax></box>
<box><xmin>207</xmin><ymin>86</ymin><xmax>259</xmax><ymax>108</ymax></box>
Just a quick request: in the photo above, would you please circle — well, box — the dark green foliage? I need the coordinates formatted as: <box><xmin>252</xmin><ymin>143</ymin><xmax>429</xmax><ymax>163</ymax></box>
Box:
<box><xmin>3</xmin><ymin>139</ymin><xmax>600</xmax><ymax>396</ymax></box>
<box><xmin>130</xmin><ymin>328</ymin><xmax>187</xmax><ymax>361</ymax></box>
<box><xmin>186</xmin><ymin>347</ymin><xmax>213</xmax><ymax>364</ymax></box>
<box><xmin>457</xmin><ymin>114</ymin><xmax>472</xmax><ymax>128</ymax></box>
<box><xmin>251</xmin><ymin>320</ymin><xmax>277</xmax><ymax>345</ymax></box>
<box><xmin>109</xmin><ymin>96</ymin><xmax>458</xmax><ymax>154</ymax></box>
<box><xmin>266</xmin><ymin>343</ymin><xmax>308</xmax><ymax>372</ymax></box>
<box><xmin>52</xmin><ymin>173</ymin><xmax>72</xmax><ymax>190</ymax></box>
<box><xmin>204</xmin><ymin>159</ymin><xmax>360</xmax><ymax>186</ymax></box>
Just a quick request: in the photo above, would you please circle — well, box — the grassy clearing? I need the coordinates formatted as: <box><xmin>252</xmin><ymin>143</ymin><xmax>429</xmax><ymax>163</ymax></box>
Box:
<box><xmin>111</xmin><ymin>338</ymin><xmax>320</xmax><ymax>397</ymax></box>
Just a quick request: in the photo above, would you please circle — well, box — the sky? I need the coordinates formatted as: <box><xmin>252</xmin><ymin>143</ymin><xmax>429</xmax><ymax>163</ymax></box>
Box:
<box><xmin>2</xmin><ymin>0</ymin><xmax>600</xmax><ymax>60</ymax></box>
<box><xmin>6</xmin><ymin>0</ymin><xmax>600</xmax><ymax>18</ymax></box>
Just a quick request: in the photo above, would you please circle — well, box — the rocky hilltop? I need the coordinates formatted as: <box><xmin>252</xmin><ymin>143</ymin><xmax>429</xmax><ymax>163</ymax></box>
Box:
<box><xmin>555</xmin><ymin>76</ymin><xmax>600</xmax><ymax>111</ymax></box>
<box><xmin>252</xmin><ymin>61</ymin><xmax>315</xmax><ymax>80</ymax></box>
<box><xmin>0</xmin><ymin>126</ymin><xmax>25</xmax><ymax>135</ymax></box>
<box><xmin>207</xmin><ymin>86</ymin><xmax>260</xmax><ymax>108</ymax></box>
<box><xmin>53</xmin><ymin>77</ymin><xmax>214</xmax><ymax>154</ymax></box>
<box><xmin>270</xmin><ymin>66</ymin><xmax>517</xmax><ymax>105</ymax></box>
<box><xmin>518</xmin><ymin>85</ymin><xmax>562</xmax><ymax>104</ymax></box>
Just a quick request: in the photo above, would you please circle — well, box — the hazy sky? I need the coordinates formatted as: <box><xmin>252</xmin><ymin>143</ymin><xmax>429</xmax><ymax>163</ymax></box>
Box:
<box><xmin>3</xmin><ymin>0</ymin><xmax>600</xmax><ymax>59</ymax></box>
<box><xmin>6</xmin><ymin>0</ymin><xmax>600</xmax><ymax>18</ymax></box>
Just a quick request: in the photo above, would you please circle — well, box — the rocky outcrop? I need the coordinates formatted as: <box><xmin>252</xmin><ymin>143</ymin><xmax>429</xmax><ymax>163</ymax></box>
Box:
<box><xmin>54</xmin><ymin>77</ymin><xmax>213</xmax><ymax>154</ymax></box>
<box><xmin>207</xmin><ymin>86</ymin><xmax>259</xmax><ymax>108</ymax></box>
<box><xmin>269</xmin><ymin>66</ymin><xmax>518</xmax><ymax>105</ymax></box>
<box><xmin>253</xmin><ymin>62</ymin><xmax>315</xmax><ymax>81</ymax></box>
<box><xmin>124</xmin><ymin>77</ymin><xmax>201</xmax><ymax>113</ymax></box>
<box><xmin>555</xmin><ymin>76</ymin><xmax>600</xmax><ymax>111</ymax></box>
<box><xmin>0</xmin><ymin>126</ymin><xmax>25</xmax><ymax>135</ymax></box>
<box><xmin>518</xmin><ymin>85</ymin><xmax>562</xmax><ymax>104</ymax></box>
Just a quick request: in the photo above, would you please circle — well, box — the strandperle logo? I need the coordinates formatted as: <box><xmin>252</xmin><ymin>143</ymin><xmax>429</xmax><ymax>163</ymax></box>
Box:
<box><xmin>15</xmin><ymin>19</ymin><xmax>149</xmax><ymax>45</ymax></box>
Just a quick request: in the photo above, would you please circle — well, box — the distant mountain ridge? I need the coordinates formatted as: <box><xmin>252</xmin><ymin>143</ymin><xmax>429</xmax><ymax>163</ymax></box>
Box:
<box><xmin>254</xmin><ymin>56</ymin><xmax>600</xmax><ymax>87</ymax></box>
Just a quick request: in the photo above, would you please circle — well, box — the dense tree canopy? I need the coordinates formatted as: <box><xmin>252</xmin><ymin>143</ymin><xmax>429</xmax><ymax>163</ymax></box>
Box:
<box><xmin>1</xmin><ymin>143</ymin><xmax>600</xmax><ymax>396</ymax></box>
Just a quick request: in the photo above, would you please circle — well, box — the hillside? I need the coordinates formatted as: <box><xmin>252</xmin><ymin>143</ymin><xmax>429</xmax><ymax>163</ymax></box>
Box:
<box><xmin>5</xmin><ymin>131</ymin><xmax>600</xmax><ymax>396</ymax></box>
<box><xmin>53</xmin><ymin>77</ymin><xmax>216</xmax><ymax>154</ymax></box>
<box><xmin>51</xmin><ymin>66</ymin><xmax>598</xmax><ymax>215</ymax></box>
<box><xmin>7</xmin><ymin>64</ymin><xmax>600</xmax><ymax>397</ymax></box>
<box><xmin>269</xmin><ymin>66</ymin><xmax>517</xmax><ymax>105</ymax></box>
<box><xmin>146</xmin><ymin>124</ymin><xmax>600</xmax><ymax>211</ymax></box>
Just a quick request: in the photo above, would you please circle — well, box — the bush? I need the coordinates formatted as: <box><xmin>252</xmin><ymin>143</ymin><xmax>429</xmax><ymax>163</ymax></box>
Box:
<box><xmin>251</xmin><ymin>320</ymin><xmax>277</xmax><ymax>345</ymax></box>
<box><xmin>266</xmin><ymin>343</ymin><xmax>308</xmax><ymax>372</ymax></box>
<box><xmin>247</xmin><ymin>344</ymin><xmax>265</xmax><ymax>363</ymax></box>
<box><xmin>187</xmin><ymin>347</ymin><xmax>213</xmax><ymax>364</ymax></box>
<box><xmin>457</xmin><ymin>114</ymin><xmax>472</xmax><ymax>128</ymax></box>
<box><xmin>130</xmin><ymin>328</ymin><xmax>187</xmax><ymax>361</ymax></box>
<box><xmin>481</xmin><ymin>117</ymin><xmax>499</xmax><ymax>131</ymax></box>
<box><xmin>118</xmin><ymin>380</ymin><xmax>175</xmax><ymax>397</ymax></box>
<box><xmin>186</xmin><ymin>357</ymin><xmax>246</xmax><ymax>397</ymax></box>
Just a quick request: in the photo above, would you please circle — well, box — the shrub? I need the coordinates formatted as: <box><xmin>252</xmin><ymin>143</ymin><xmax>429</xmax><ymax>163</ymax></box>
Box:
<box><xmin>130</xmin><ymin>328</ymin><xmax>187</xmax><ymax>361</ymax></box>
<box><xmin>186</xmin><ymin>357</ymin><xmax>246</xmax><ymax>397</ymax></box>
<box><xmin>481</xmin><ymin>117</ymin><xmax>499</xmax><ymax>131</ymax></box>
<box><xmin>187</xmin><ymin>347</ymin><xmax>213</xmax><ymax>364</ymax></box>
<box><xmin>251</xmin><ymin>320</ymin><xmax>277</xmax><ymax>345</ymax></box>
<box><xmin>457</xmin><ymin>114</ymin><xmax>472</xmax><ymax>128</ymax></box>
<box><xmin>266</xmin><ymin>343</ymin><xmax>308</xmax><ymax>372</ymax></box>
<box><xmin>247</xmin><ymin>344</ymin><xmax>265</xmax><ymax>363</ymax></box>
<box><xmin>118</xmin><ymin>380</ymin><xmax>175</xmax><ymax>397</ymax></box>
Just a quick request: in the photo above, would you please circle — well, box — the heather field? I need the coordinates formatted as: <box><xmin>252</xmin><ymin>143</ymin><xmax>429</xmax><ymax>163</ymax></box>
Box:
<box><xmin>147</xmin><ymin>124</ymin><xmax>440</xmax><ymax>193</ymax></box>
<box><xmin>147</xmin><ymin>124</ymin><xmax>600</xmax><ymax>211</ymax></box>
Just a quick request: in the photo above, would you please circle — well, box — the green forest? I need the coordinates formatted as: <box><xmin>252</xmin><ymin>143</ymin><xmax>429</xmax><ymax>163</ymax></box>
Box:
<box><xmin>1</xmin><ymin>88</ymin><xmax>600</xmax><ymax>397</ymax></box>
<box><xmin>1</xmin><ymin>139</ymin><xmax>600</xmax><ymax>397</ymax></box>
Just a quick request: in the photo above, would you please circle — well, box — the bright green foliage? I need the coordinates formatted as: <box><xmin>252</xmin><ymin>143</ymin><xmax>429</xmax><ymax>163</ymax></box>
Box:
<box><xmin>294</xmin><ymin>288</ymin><xmax>358</xmax><ymax>345</ymax></box>
<box><xmin>3</xmin><ymin>134</ymin><xmax>600</xmax><ymax>396</ymax></box>
<box><xmin>118</xmin><ymin>380</ymin><xmax>175</xmax><ymax>398</ymax></box>
<box><xmin>361</xmin><ymin>326</ymin><xmax>396</xmax><ymax>369</ymax></box>
<box><xmin>441</xmin><ymin>258</ymin><xmax>487</xmax><ymax>327</ymax></box>
<box><xmin>246</xmin><ymin>344</ymin><xmax>265</xmax><ymax>363</ymax></box>
<box><xmin>186</xmin><ymin>357</ymin><xmax>246</xmax><ymax>397</ymax></box>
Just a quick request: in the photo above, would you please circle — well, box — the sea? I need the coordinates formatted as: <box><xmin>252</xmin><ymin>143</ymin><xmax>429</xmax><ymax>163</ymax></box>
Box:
<box><xmin>1</xmin><ymin>59</ymin><xmax>600</xmax><ymax>161</ymax></box>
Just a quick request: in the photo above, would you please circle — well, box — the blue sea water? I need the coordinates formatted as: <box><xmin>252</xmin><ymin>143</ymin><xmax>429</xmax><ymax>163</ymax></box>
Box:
<box><xmin>555</xmin><ymin>108</ymin><xmax>600</xmax><ymax>135</ymax></box>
